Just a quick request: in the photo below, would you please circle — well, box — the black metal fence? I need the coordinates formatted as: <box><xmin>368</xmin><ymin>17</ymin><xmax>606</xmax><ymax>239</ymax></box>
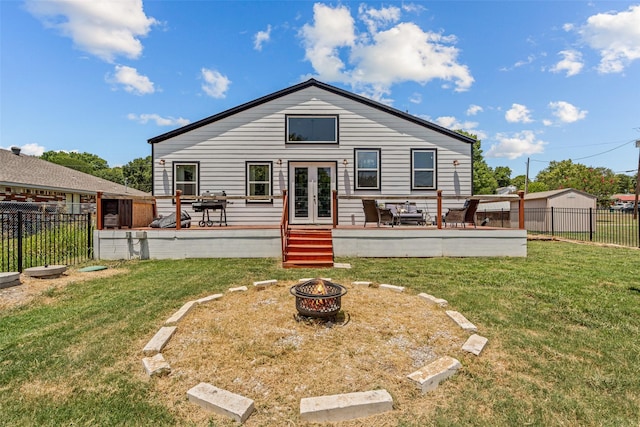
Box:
<box><xmin>1</xmin><ymin>204</ymin><xmax>93</xmax><ymax>272</ymax></box>
<box><xmin>525</xmin><ymin>208</ymin><xmax>640</xmax><ymax>248</ymax></box>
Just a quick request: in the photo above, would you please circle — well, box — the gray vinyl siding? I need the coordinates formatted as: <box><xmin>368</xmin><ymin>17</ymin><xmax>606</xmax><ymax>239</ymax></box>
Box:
<box><xmin>152</xmin><ymin>86</ymin><xmax>472</xmax><ymax>225</ymax></box>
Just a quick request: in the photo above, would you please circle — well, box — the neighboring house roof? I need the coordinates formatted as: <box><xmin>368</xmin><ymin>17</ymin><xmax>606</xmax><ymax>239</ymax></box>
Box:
<box><xmin>148</xmin><ymin>78</ymin><xmax>476</xmax><ymax>145</ymax></box>
<box><xmin>612</xmin><ymin>194</ymin><xmax>636</xmax><ymax>202</ymax></box>
<box><xmin>0</xmin><ymin>148</ymin><xmax>149</xmax><ymax>196</ymax></box>
<box><xmin>523</xmin><ymin>188</ymin><xmax>597</xmax><ymax>201</ymax></box>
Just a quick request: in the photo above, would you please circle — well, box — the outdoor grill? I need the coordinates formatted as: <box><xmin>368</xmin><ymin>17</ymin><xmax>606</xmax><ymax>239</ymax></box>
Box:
<box><xmin>290</xmin><ymin>278</ymin><xmax>348</xmax><ymax>318</ymax></box>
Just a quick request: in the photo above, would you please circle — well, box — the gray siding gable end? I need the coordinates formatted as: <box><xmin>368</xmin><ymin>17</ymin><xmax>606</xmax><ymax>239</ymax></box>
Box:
<box><xmin>148</xmin><ymin>79</ymin><xmax>475</xmax><ymax>145</ymax></box>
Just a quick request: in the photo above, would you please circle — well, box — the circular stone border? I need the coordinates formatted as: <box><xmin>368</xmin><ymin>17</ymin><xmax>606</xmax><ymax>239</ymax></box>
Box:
<box><xmin>141</xmin><ymin>278</ymin><xmax>489</xmax><ymax>424</ymax></box>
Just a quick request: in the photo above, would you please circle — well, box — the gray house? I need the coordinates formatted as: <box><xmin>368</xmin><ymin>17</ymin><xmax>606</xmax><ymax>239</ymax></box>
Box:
<box><xmin>149</xmin><ymin>79</ymin><xmax>474</xmax><ymax>226</ymax></box>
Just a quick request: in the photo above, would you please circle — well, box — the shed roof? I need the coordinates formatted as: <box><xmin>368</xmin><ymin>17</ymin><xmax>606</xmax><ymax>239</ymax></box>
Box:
<box><xmin>523</xmin><ymin>188</ymin><xmax>597</xmax><ymax>201</ymax></box>
<box><xmin>148</xmin><ymin>78</ymin><xmax>476</xmax><ymax>145</ymax></box>
<box><xmin>0</xmin><ymin>149</ymin><xmax>149</xmax><ymax>196</ymax></box>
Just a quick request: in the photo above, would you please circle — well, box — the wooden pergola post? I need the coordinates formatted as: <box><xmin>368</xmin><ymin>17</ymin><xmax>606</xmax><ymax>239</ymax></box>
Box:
<box><xmin>518</xmin><ymin>190</ymin><xmax>525</xmax><ymax>230</ymax></box>
<box><xmin>96</xmin><ymin>191</ymin><xmax>103</xmax><ymax>230</ymax></box>
<box><xmin>176</xmin><ymin>190</ymin><xmax>182</xmax><ymax>230</ymax></box>
<box><xmin>437</xmin><ymin>190</ymin><xmax>443</xmax><ymax>229</ymax></box>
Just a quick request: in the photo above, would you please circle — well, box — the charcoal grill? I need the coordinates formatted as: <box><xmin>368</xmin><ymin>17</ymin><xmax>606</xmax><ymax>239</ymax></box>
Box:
<box><xmin>192</xmin><ymin>191</ymin><xmax>227</xmax><ymax>226</ymax></box>
<box><xmin>290</xmin><ymin>278</ymin><xmax>347</xmax><ymax>318</ymax></box>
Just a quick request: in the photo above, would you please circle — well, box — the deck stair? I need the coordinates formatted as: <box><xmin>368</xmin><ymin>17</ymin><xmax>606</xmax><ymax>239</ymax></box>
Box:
<box><xmin>283</xmin><ymin>228</ymin><xmax>334</xmax><ymax>268</ymax></box>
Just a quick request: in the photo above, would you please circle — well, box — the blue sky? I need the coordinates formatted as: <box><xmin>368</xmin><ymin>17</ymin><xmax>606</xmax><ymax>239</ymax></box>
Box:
<box><xmin>1</xmin><ymin>1</ymin><xmax>639</xmax><ymax>179</ymax></box>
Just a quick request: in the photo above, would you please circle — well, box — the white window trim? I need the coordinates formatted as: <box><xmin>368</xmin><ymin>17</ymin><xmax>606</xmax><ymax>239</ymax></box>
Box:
<box><xmin>246</xmin><ymin>162</ymin><xmax>273</xmax><ymax>203</ymax></box>
<box><xmin>173</xmin><ymin>162</ymin><xmax>199</xmax><ymax>202</ymax></box>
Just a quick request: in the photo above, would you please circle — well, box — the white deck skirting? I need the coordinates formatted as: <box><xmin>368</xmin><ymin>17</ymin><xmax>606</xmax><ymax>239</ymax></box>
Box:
<box><xmin>94</xmin><ymin>228</ymin><xmax>527</xmax><ymax>260</ymax></box>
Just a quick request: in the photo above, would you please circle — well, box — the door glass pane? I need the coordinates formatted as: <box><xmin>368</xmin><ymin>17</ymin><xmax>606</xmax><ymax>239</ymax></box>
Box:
<box><xmin>317</xmin><ymin>167</ymin><xmax>331</xmax><ymax>218</ymax></box>
<box><xmin>294</xmin><ymin>168</ymin><xmax>308</xmax><ymax>217</ymax></box>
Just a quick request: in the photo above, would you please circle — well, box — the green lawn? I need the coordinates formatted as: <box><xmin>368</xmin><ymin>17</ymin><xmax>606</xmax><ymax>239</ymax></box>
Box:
<box><xmin>1</xmin><ymin>241</ymin><xmax>639</xmax><ymax>426</ymax></box>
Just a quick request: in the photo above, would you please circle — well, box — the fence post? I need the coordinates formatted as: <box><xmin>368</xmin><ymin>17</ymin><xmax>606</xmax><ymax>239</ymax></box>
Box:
<box><xmin>87</xmin><ymin>212</ymin><xmax>93</xmax><ymax>260</ymax></box>
<box><xmin>551</xmin><ymin>207</ymin><xmax>555</xmax><ymax>236</ymax></box>
<box><xmin>17</xmin><ymin>211</ymin><xmax>23</xmax><ymax>273</ymax></box>
<box><xmin>332</xmin><ymin>190</ymin><xmax>338</xmax><ymax>228</ymax></box>
<box><xmin>589</xmin><ymin>207</ymin><xmax>593</xmax><ymax>241</ymax></box>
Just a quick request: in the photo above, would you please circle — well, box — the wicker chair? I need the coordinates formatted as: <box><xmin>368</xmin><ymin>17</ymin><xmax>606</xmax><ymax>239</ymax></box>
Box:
<box><xmin>362</xmin><ymin>199</ymin><xmax>395</xmax><ymax>227</ymax></box>
<box><xmin>444</xmin><ymin>199</ymin><xmax>479</xmax><ymax>228</ymax></box>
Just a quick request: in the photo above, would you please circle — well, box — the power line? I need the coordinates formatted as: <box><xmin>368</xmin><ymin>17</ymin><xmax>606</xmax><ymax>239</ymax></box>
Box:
<box><xmin>529</xmin><ymin>139</ymin><xmax>636</xmax><ymax>163</ymax></box>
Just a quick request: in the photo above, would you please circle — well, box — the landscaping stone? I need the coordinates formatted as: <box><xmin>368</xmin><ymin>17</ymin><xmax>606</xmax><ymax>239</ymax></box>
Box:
<box><xmin>333</xmin><ymin>263</ymin><xmax>351</xmax><ymax>269</ymax></box>
<box><xmin>228</xmin><ymin>286</ymin><xmax>248</xmax><ymax>292</ymax></box>
<box><xmin>407</xmin><ymin>356</ymin><xmax>461</xmax><ymax>393</ymax></box>
<box><xmin>0</xmin><ymin>272</ymin><xmax>21</xmax><ymax>289</ymax></box>
<box><xmin>445</xmin><ymin>310</ymin><xmax>478</xmax><ymax>332</ymax></box>
<box><xmin>352</xmin><ymin>281</ymin><xmax>372</xmax><ymax>287</ymax></box>
<box><xmin>379</xmin><ymin>284</ymin><xmax>405</xmax><ymax>293</ymax></box>
<box><xmin>23</xmin><ymin>265</ymin><xmax>67</xmax><ymax>279</ymax></box>
<box><xmin>187</xmin><ymin>382</ymin><xmax>255</xmax><ymax>424</ymax></box>
<box><xmin>253</xmin><ymin>279</ymin><xmax>277</xmax><ymax>287</ymax></box>
<box><xmin>142</xmin><ymin>353</ymin><xmax>171</xmax><ymax>377</ymax></box>
<box><xmin>300</xmin><ymin>389</ymin><xmax>393</xmax><ymax>423</ymax></box>
<box><xmin>196</xmin><ymin>293</ymin><xmax>223</xmax><ymax>304</ymax></box>
<box><xmin>418</xmin><ymin>293</ymin><xmax>448</xmax><ymax>307</ymax></box>
<box><xmin>165</xmin><ymin>301</ymin><xmax>196</xmax><ymax>326</ymax></box>
<box><xmin>143</xmin><ymin>326</ymin><xmax>177</xmax><ymax>356</ymax></box>
<box><xmin>462</xmin><ymin>334</ymin><xmax>488</xmax><ymax>356</ymax></box>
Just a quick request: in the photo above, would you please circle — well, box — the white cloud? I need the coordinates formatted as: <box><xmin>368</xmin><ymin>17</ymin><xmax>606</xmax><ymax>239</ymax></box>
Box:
<box><xmin>127</xmin><ymin>113</ymin><xmax>190</xmax><ymax>127</ymax></box>
<box><xmin>299</xmin><ymin>4</ymin><xmax>473</xmax><ymax>102</ymax></box>
<box><xmin>358</xmin><ymin>4</ymin><xmax>401</xmax><ymax>33</ymax></box>
<box><xmin>505</xmin><ymin>104</ymin><xmax>533</xmax><ymax>123</ymax></box>
<box><xmin>486</xmin><ymin>131</ymin><xmax>546</xmax><ymax>160</ymax></box>
<box><xmin>466</xmin><ymin>104</ymin><xmax>483</xmax><ymax>116</ymax></box>
<box><xmin>550</xmin><ymin>50</ymin><xmax>584</xmax><ymax>76</ymax></box>
<box><xmin>108</xmin><ymin>65</ymin><xmax>155</xmax><ymax>95</ymax></box>
<box><xmin>254</xmin><ymin>25</ymin><xmax>272</xmax><ymax>51</ymax></box>
<box><xmin>431</xmin><ymin>116</ymin><xmax>485</xmax><ymax>140</ymax></box>
<box><xmin>25</xmin><ymin>0</ymin><xmax>157</xmax><ymax>62</ymax></box>
<box><xmin>409</xmin><ymin>92</ymin><xmax>422</xmax><ymax>104</ymax></box>
<box><xmin>201</xmin><ymin>68</ymin><xmax>231</xmax><ymax>98</ymax></box>
<box><xmin>1</xmin><ymin>143</ymin><xmax>46</xmax><ymax>156</ymax></box>
<box><xmin>548</xmin><ymin>101</ymin><xmax>587</xmax><ymax>123</ymax></box>
<box><xmin>576</xmin><ymin>5</ymin><xmax>640</xmax><ymax>73</ymax></box>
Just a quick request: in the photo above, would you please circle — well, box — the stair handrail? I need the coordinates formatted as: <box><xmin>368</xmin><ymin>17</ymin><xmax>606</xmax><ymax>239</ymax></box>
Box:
<box><xmin>280</xmin><ymin>189</ymin><xmax>289</xmax><ymax>261</ymax></box>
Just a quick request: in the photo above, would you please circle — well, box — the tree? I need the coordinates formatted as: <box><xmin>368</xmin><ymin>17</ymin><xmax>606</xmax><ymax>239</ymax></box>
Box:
<box><xmin>456</xmin><ymin>131</ymin><xmax>498</xmax><ymax>195</ymax></box>
<box><xmin>41</xmin><ymin>151</ymin><xmax>109</xmax><ymax>175</ymax></box>
<box><xmin>122</xmin><ymin>156</ymin><xmax>152</xmax><ymax>193</ymax></box>
<box><xmin>493</xmin><ymin>166</ymin><xmax>512</xmax><ymax>188</ymax></box>
<box><xmin>615</xmin><ymin>173</ymin><xmax>635</xmax><ymax>194</ymax></box>
<box><xmin>535</xmin><ymin>160</ymin><xmax>617</xmax><ymax>206</ymax></box>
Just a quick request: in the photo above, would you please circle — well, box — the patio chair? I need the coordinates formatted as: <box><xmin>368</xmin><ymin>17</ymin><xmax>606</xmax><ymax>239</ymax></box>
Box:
<box><xmin>362</xmin><ymin>199</ymin><xmax>395</xmax><ymax>227</ymax></box>
<box><xmin>444</xmin><ymin>199</ymin><xmax>479</xmax><ymax>228</ymax></box>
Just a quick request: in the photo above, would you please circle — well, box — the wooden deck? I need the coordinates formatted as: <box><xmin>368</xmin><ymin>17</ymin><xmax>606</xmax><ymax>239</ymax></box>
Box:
<box><xmin>94</xmin><ymin>224</ymin><xmax>527</xmax><ymax>261</ymax></box>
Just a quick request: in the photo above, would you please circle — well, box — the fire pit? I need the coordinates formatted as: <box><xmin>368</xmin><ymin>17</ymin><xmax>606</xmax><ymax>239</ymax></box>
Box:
<box><xmin>290</xmin><ymin>278</ymin><xmax>348</xmax><ymax>319</ymax></box>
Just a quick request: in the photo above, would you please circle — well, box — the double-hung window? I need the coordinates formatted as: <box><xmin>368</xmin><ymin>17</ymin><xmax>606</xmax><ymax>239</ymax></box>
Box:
<box><xmin>174</xmin><ymin>162</ymin><xmax>199</xmax><ymax>200</ymax></box>
<box><xmin>355</xmin><ymin>149</ymin><xmax>380</xmax><ymax>190</ymax></box>
<box><xmin>246</xmin><ymin>162</ymin><xmax>272</xmax><ymax>202</ymax></box>
<box><xmin>286</xmin><ymin>115</ymin><xmax>338</xmax><ymax>143</ymax></box>
<box><xmin>411</xmin><ymin>149</ymin><xmax>437</xmax><ymax>189</ymax></box>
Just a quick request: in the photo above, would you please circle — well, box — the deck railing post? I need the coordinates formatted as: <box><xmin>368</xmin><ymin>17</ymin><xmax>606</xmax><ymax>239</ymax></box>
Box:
<box><xmin>332</xmin><ymin>190</ymin><xmax>338</xmax><ymax>228</ymax></box>
<box><xmin>437</xmin><ymin>190</ymin><xmax>443</xmax><ymax>229</ymax></box>
<box><xmin>518</xmin><ymin>190</ymin><xmax>525</xmax><ymax>230</ymax></box>
<box><xmin>96</xmin><ymin>191</ymin><xmax>103</xmax><ymax>230</ymax></box>
<box><xmin>176</xmin><ymin>190</ymin><xmax>182</xmax><ymax>230</ymax></box>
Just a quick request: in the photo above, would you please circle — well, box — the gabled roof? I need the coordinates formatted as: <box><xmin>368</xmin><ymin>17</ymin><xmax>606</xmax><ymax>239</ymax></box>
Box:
<box><xmin>148</xmin><ymin>78</ymin><xmax>476</xmax><ymax>145</ymax></box>
<box><xmin>0</xmin><ymin>149</ymin><xmax>149</xmax><ymax>196</ymax></box>
<box><xmin>524</xmin><ymin>188</ymin><xmax>597</xmax><ymax>200</ymax></box>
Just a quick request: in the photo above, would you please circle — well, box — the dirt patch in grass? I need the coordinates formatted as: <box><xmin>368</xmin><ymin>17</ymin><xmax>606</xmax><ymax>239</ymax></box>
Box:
<box><xmin>153</xmin><ymin>281</ymin><xmax>473</xmax><ymax>426</ymax></box>
<box><xmin>0</xmin><ymin>267</ymin><xmax>127</xmax><ymax>310</ymax></box>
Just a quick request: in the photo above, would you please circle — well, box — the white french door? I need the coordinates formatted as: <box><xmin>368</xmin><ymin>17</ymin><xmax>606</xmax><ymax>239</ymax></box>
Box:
<box><xmin>289</xmin><ymin>162</ymin><xmax>335</xmax><ymax>225</ymax></box>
